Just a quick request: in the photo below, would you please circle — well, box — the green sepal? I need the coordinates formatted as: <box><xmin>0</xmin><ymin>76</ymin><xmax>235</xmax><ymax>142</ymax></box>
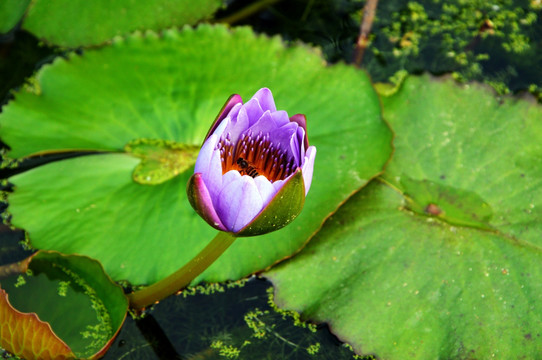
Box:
<box><xmin>237</xmin><ymin>169</ymin><xmax>306</xmax><ymax>237</ymax></box>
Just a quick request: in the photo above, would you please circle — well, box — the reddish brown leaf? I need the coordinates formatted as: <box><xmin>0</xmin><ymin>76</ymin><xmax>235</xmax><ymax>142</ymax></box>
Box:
<box><xmin>0</xmin><ymin>288</ymin><xmax>75</xmax><ymax>360</ymax></box>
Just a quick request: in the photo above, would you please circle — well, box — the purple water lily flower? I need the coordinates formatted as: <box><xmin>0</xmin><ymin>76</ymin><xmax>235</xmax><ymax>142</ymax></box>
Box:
<box><xmin>187</xmin><ymin>88</ymin><xmax>316</xmax><ymax>236</ymax></box>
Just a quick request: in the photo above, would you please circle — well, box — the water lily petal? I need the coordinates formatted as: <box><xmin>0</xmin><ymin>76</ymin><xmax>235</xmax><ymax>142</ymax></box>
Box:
<box><xmin>272</xmin><ymin>179</ymin><xmax>286</xmax><ymax>193</ymax></box>
<box><xmin>228</xmin><ymin>102</ymin><xmax>242</xmax><ymax>121</ymax></box>
<box><xmin>194</xmin><ymin>134</ymin><xmax>219</xmax><ymax>176</ymax></box>
<box><xmin>242</xmin><ymin>98</ymin><xmax>265</xmax><ymax>127</ymax></box>
<box><xmin>270</xmin><ymin>110</ymin><xmax>290</xmax><ymax>128</ymax></box>
<box><xmin>289</xmin><ymin>126</ymin><xmax>303</xmax><ymax>166</ymax></box>
<box><xmin>210</xmin><ymin>170</ymin><xmax>243</xmax><ymax>222</ymax></box>
<box><xmin>187</xmin><ymin>173</ymin><xmax>226</xmax><ymax>231</ymax></box>
<box><xmin>206</xmin><ymin>154</ymin><xmax>224</xmax><ymax>200</ymax></box>
<box><xmin>289</xmin><ymin>114</ymin><xmax>309</xmax><ymax>150</ymax></box>
<box><xmin>221</xmin><ymin>169</ymin><xmax>242</xmax><ymax>190</ymax></box>
<box><xmin>225</xmin><ymin>101</ymin><xmax>258</xmax><ymax>144</ymax></box>
<box><xmin>254</xmin><ymin>176</ymin><xmax>277</xmax><ymax>208</ymax></box>
<box><xmin>301</xmin><ymin>146</ymin><xmax>317</xmax><ymax>195</ymax></box>
<box><xmin>216</xmin><ymin>176</ymin><xmax>264</xmax><ymax>233</ymax></box>
<box><xmin>211</xmin><ymin>116</ymin><xmax>229</xmax><ymax>139</ymax></box>
<box><xmin>220</xmin><ymin>102</ymin><xmax>243</xmax><ymax>142</ymax></box>
<box><xmin>203</xmin><ymin>94</ymin><xmax>243</xmax><ymax>142</ymax></box>
<box><xmin>296</xmin><ymin>126</ymin><xmax>306</xmax><ymax>157</ymax></box>
<box><xmin>194</xmin><ymin>134</ymin><xmax>223</xmax><ymax>198</ymax></box>
<box><xmin>252</xmin><ymin>88</ymin><xmax>277</xmax><ymax>112</ymax></box>
<box><xmin>269</xmin><ymin>122</ymin><xmax>299</xmax><ymax>163</ymax></box>
<box><xmin>245</xmin><ymin>110</ymin><xmax>277</xmax><ymax>136</ymax></box>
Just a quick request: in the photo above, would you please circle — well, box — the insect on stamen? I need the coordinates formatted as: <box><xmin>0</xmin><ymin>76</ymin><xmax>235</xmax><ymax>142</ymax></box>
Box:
<box><xmin>236</xmin><ymin>157</ymin><xmax>260</xmax><ymax>178</ymax></box>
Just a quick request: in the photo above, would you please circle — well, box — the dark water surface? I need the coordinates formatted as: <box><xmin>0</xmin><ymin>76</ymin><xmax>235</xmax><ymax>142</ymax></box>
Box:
<box><xmin>103</xmin><ymin>278</ymin><xmax>361</xmax><ymax>360</ymax></box>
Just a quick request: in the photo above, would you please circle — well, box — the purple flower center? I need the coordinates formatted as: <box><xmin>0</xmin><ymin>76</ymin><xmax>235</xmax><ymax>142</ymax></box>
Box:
<box><xmin>217</xmin><ymin>131</ymin><xmax>297</xmax><ymax>183</ymax></box>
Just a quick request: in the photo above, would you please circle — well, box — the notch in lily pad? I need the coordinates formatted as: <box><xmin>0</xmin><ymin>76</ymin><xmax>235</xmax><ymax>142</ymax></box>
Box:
<box><xmin>125</xmin><ymin>138</ymin><xmax>199</xmax><ymax>185</ymax></box>
<box><xmin>400</xmin><ymin>175</ymin><xmax>494</xmax><ymax>230</ymax></box>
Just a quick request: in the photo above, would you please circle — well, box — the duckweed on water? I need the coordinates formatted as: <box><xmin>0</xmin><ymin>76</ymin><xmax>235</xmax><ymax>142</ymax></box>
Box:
<box><xmin>104</xmin><ymin>279</ymin><xmax>369</xmax><ymax>360</ymax></box>
<box><xmin>237</xmin><ymin>0</ymin><xmax>541</xmax><ymax>98</ymax></box>
<box><xmin>364</xmin><ymin>0</ymin><xmax>542</xmax><ymax>98</ymax></box>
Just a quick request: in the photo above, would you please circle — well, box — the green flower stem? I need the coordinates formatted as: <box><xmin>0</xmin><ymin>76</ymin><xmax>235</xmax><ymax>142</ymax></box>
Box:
<box><xmin>128</xmin><ymin>231</ymin><xmax>237</xmax><ymax>310</ymax></box>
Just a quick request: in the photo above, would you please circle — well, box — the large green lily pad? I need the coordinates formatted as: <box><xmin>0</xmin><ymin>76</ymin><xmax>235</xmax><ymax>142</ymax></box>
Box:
<box><xmin>1</xmin><ymin>251</ymin><xmax>128</xmax><ymax>359</ymax></box>
<box><xmin>3</xmin><ymin>25</ymin><xmax>392</xmax><ymax>285</ymax></box>
<box><xmin>0</xmin><ymin>0</ymin><xmax>222</xmax><ymax>47</ymax></box>
<box><xmin>266</xmin><ymin>75</ymin><xmax>542</xmax><ymax>359</ymax></box>
<box><xmin>0</xmin><ymin>0</ymin><xmax>30</xmax><ymax>33</ymax></box>
<box><xmin>382</xmin><ymin>76</ymin><xmax>542</xmax><ymax>245</ymax></box>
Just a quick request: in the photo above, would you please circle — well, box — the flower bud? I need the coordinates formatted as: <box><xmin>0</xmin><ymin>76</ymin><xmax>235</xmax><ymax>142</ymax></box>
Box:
<box><xmin>187</xmin><ymin>88</ymin><xmax>316</xmax><ymax>236</ymax></box>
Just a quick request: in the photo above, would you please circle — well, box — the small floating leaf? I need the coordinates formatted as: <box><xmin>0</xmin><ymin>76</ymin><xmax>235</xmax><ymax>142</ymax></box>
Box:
<box><xmin>400</xmin><ymin>175</ymin><xmax>493</xmax><ymax>229</ymax></box>
<box><xmin>1</xmin><ymin>251</ymin><xmax>128</xmax><ymax>359</ymax></box>
<box><xmin>0</xmin><ymin>288</ymin><xmax>75</xmax><ymax>360</ymax></box>
<box><xmin>125</xmin><ymin>138</ymin><xmax>199</xmax><ymax>185</ymax></box>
